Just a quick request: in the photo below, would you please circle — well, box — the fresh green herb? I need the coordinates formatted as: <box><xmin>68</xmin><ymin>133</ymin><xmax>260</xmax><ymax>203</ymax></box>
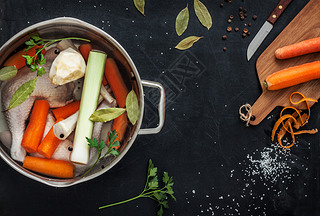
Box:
<box><xmin>90</xmin><ymin>90</ymin><xmax>139</xmax><ymax>125</ymax></box>
<box><xmin>89</xmin><ymin>108</ymin><xmax>126</xmax><ymax>122</ymax></box>
<box><xmin>194</xmin><ymin>0</ymin><xmax>212</xmax><ymax>30</ymax></box>
<box><xmin>175</xmin><ymin>4</ymin><xmax>189</xmax><ymax>36</ymax></box>
<box><xmin>99</xmin><ymin>159</ymin><xmax>176</xmax><ymax>216</ymax></box>
<box><xmin>7</xmin><ymin>77</ymin><xmax>38</xmax><ymax>110</ymax></box>
<box><xmin>126</xmin><ymin>90</ymin><xmax>140</xmax><ymax>125</ymax></box>
<box><xmin>23</xmin><ymin>33</ymin><xmax>90</xmax><ymax>76</ymax></box>
<box><xmin>81</xmin><ymin>130</ymin><xmax>120</xmax><ymax>177</ymax></box>
<box><xmin>175</xmin><ymin>36</ymin><xmax>203</xmax><ymax>50</ymax></box>
<box><xmin>133</xmin><ymin>0</ymin><xmax>145</xmax><ymax>16</ymax></box>
<box><xmin>0</xmin><ymin>66</ymin><xmax>18</xmax><ymax>81</ymax></box>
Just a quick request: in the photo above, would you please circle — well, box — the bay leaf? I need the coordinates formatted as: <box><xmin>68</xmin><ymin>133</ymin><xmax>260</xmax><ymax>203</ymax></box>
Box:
<box><xmin>175</xmin><ymin>36</ymin><xmax>203</xmax><ymax>50</ymax></box>
<box><xmin>0</xmin><ymin>66</ymin><xmax>17</xmax><ymax>81</ymax></box>
<box><xmin>133</xmin><ymin>0</ymin><xmax>145</xmax><ymax>16</ymax></box>
<box><xmin>8</xmin><ymin>76</ymin><xmax>38</xmax><ymax>110</ymax></box>
<box><xmin>175</xmin><ymin>4</ymin><xmax>189</xmax><ymax>36</ymax></box>
<box><xmin>126</xmin><ymin>90</ymin><xmax>140</xmax><ymax>125</ymax></box>
<box><xmin>89</xmin><ymin>108</ymin><xmax>126</xmax><ymax>122</ymax></box>
<box><xmin>194</xmin><ymin>0</ymin><xmax>212</xmax><ymax>30</ymax></box>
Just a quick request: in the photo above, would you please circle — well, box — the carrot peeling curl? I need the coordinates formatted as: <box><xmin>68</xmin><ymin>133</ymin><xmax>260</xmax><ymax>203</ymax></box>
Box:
<box><xmin>271</xmin><ymin>92</ymin><xmax>318</xmax><ymax>149</ymax></box>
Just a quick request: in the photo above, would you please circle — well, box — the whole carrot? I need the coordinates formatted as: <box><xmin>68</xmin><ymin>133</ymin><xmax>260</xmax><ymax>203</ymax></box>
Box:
<box><xmin>104</xmin><ymin>58</ymin><xmax>129</xmax><ymax>108</ymax></box>
<box><xmin>4</xmin><ymin>45</ymin><xmax>46</xmax><ymax>70</ymax></box>
<box><xmin>79</xmin><ymin>43</ymin><xmax>92</xmax><ymax>63</ymax></box>
<box><xmin>21</xmin><ymin>100</ymin><xmax>50</xmax><ymax>153</ymax></box>
<box><xmin>38</xmin><ymin>118</ymin><xmax>64</xmax><ymax>158</ymax></box>
<box><xmin>79</xmin><ymin>44</ymin><xmax>108</xmax><ymax>85</ymax></box>
<box><xmin>110</xmin><ymin>112</ymin><xmax>128</xmax><ymax>149</ymax></box>
<box><xmin>275</xmin><ymin>37</ymin><xmax>320</xmax><ymax>59</ymax></box>
<box><xmin>264</xmin><ymin>61</ymin><xmax>320</xmax><ymax>90</ymax></box>
<box><xmin>52</xmin><ymin>100</ymin><xmax>80</xmax><ymax>119</ymax></box>
<box><xmin>102</xmin><ymin>74</ymin><xmax>108</xmax><ymax>86</ymax></box>
<box><xmin>23</xmin><ymin>156</ymin><xmax>74</xmax><ymax>178</ymax></box>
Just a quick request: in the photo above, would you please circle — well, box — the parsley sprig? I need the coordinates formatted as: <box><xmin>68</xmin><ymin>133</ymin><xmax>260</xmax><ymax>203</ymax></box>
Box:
<box><xmin>22</xmin><ymin>33</ymin><xmax>90</xmax><ymax>76</ymax></box>
<box><xmin>81</xmin><ymin>130</ymin><xmax>120</xmax><ymax>177</ymax></box>
<box><xmin>99</xmin><ymin>159</ymin><xmax>176</xmax><ymax>216</ymax></box>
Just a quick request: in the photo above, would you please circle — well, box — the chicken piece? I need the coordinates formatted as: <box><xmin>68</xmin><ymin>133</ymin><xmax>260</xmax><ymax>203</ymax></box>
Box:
<box><xmin>1</xmin><ymin>48</ymin><xmax>75</xmax><ymax>162</ymax></box>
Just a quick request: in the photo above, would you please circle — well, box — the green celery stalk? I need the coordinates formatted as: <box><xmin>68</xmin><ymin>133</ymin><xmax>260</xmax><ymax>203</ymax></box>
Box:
<box><xmin>70</xmin><ymin>51</ymin><xmax>107</xmax><ymax>165</ymax></box>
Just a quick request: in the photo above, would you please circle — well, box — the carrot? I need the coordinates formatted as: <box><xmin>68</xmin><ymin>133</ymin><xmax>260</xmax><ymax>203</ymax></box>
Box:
<box><xmin>23</xmin><ymin>156</ymin><xmax>74</xmax><ymax>178</ymax></box>
<box><xmin>275</xmin><ymin>37</ymin><xmax>320</xmax><ymax>59</ymax></box>
<box><xmin>264</xmin><ymin>61</ymin><xmax>320</xmax><ymax>90</ymax></box>
<box><xmin>271</xmin><ymin>92</ymin><xmax>318</xmax><ymax>149</ymax></box>
<box><xmin>38</xmin><ymin>118</ymin><xmax>64</xmax><ymax>158</ymax></box>
<box><xmin>79</xmin><ymin>43</ymin><xmax>108</xmax><ymax>85</ymax></box>
<box><xmin>102</xmin><ymin>74</ymin><xmax>108</xmax><ymax>86</ymax></box>
<box><xmin>3</xmin><ymin>45</ymin><xmax>46</xmax><ymax>70</ymax></box>
<box><xmin>21</xmin><ymin>100</ymin><xmax>50</xmax><ymax>153</ymax></box>
<box><xmin>79</xmin><ymin>43</ymin><xmax>92</xmax><ymax>63</ymax></box>
<box><xmin>110</xmin><ymin>113</ymin><xmax>128</xmax><ymax>149</ymax></box>
<box><xmin>104</xmin><ymin>58</ymin><xmax>129</xmax><ymax>108</ymax></box>
<box><xmin>52</xmin><ymin>100</ymin><xmax>80</xmax><ymax>119</ymax></box>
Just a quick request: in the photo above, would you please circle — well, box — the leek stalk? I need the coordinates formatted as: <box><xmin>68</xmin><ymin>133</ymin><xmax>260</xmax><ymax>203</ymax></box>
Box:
<box><xmin>70</xmin><ymin>51</ymin><xmax>107</xmax><ymax>164</ymax></box>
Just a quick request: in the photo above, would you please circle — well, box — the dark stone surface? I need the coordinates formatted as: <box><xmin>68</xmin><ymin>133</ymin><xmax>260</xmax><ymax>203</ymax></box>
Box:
<box><xmin>1</xmin><ymin>0</ymin><xmax>319</xmax><ymax>215</ymax></box>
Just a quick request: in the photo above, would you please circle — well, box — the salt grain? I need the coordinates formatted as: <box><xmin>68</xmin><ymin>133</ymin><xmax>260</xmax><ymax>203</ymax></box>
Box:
<box><xmin>245</xmin><ymin>143</ymin><xmax>291</xmax><ymax>183</ymax></box>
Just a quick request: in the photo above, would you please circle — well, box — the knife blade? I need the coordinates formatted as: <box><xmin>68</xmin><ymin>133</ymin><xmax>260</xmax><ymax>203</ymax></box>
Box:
<box><xmin>247</xmin><ymin>0</ymin><xmax>293</xmax><ymax>61</ymax></box>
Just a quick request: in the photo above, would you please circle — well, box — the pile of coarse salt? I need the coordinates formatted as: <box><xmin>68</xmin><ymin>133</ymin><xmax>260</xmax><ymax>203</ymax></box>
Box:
<box><xmin>244</xmin><ymin>143</ymin><xmax>292</xmax><ymax>184</ymax></box>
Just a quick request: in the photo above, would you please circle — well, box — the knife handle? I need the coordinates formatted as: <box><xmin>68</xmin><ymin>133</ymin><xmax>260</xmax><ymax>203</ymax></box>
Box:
<box><xmin>267</xmin><ymin>0</ymin><xmax>292</xmax><ymax>25</ymax></box>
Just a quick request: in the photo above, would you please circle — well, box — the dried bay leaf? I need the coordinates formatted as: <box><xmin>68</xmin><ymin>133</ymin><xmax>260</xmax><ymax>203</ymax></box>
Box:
<box><xmin>133</xmin><ymin>0</ymin><xmax>145</xmax><ymax>16</ymax></box>
<box><xmin>0</xmin><ymin>66</ymin><xmax>17</xmax><ymax>81</ymax></box>
<box><xmin>89</xmin><ymin>108</ymin><xmax>126</xmax><ymax>122</ymax></box>
<box><xmin>8</xmin><ymin>77</ymin><xmax>38</xmax><ymax>110</ymax></box>
<box><xmin>175</xmin><ymin>36</ymin><xmax>203</xmax><ymax>50</ymax></box>
<box><xmin>194</xmin><ymin>0</ymin><xmax>212</xmax><ymax>30</ymax></box>
<box><xmin>175</xmin><ymin>4</ymin><xmax>189</xmax><ymax>36</ymax></box>
<box><xmin>126</xmin><ymin>90</ymin><xmax>140</xmax><ymax>125</ymax></box>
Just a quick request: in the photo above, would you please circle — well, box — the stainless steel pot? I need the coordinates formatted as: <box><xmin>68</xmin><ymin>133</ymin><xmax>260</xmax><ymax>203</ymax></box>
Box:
<box><xmin>0</xmin><ymin>17</ymin><xmax>165</xmax><ymax>187</ymax></box>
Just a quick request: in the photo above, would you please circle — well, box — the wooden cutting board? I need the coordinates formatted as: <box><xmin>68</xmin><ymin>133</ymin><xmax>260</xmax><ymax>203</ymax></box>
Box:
<box><xmin>249</xmin><ymin>0</ymin><xmax>320</xmax><ymax>126</ymax></box>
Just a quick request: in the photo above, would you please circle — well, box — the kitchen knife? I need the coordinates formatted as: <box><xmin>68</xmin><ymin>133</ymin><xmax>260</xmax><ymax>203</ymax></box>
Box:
<box><xmin>247</xmin><ymin>0</ymin><xmax>292</xmax><ymax>61</ymax></box>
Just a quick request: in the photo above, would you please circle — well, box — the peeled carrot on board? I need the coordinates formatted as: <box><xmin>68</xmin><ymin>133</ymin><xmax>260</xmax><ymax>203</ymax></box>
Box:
<box><xmin>275</xmin><ymin>37</ymin><xmax>320</xmax><ymax>59</ymax></box>
<box><xmin>38</xmin><ymin>118</ymin><xmax>64</xmax><ymax>158</ymax></box>
<box><xmin>264</xmin><ymin>61</ymin><xmax>320</xmax><ymax>90</ymax></box>
<box><xmin>23</xmin><ymin>156</ymin><xmax>74</xmax><ymax>178</ymax></box>
<box><xmin>104</xmin><ymin>58</ymin><xmax>129</xmax><ymax>108</ymax></box>
<box><xmin>3</xmin><ymin>45</ymin><xmax>46</xmax><ymax>70</ymax></box>
<box><xmin>21</xmin><ymin>100</ymin><xmax>50</xmax><ymax>153</ymax></box>
<box><xmin>52</xmin><ymin>100</ymin><xmax>80</xmax><ymax>119</ymax></box>
<box><xmin>79</xmin><ymin>43</ymin><xmax>107</xmax><ymax>85</ymax></box>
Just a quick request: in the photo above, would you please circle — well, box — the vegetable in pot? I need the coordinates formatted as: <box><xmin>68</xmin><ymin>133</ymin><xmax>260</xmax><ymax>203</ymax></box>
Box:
<box><xmin>70</xmin><ymin>51</ymin><xmax>107</xmax><ymax>165</ymax></box>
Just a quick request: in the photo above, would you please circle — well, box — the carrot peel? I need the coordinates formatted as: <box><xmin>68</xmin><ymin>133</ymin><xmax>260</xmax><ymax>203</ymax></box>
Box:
<box><xmin>272</xmin><ymin>92</ymin><xmax>318</xmax><ymax>149</ymax></box>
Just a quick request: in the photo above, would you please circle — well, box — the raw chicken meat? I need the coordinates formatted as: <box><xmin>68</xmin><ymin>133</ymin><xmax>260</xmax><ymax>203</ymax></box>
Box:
<box><xmin>1</xmin><ymin>48</ymin><xmax>75</xmax><ymax>162</ymax></box>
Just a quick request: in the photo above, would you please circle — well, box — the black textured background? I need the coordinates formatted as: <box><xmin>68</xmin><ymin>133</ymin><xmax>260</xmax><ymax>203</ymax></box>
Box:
<box><xmin>1</xmin><ymin>0</ymin><xmax>319</xmax><ymax>215</ymax></box>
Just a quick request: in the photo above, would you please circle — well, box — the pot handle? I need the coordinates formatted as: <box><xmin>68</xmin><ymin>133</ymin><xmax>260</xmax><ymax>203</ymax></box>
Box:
<box><xmin>138</xmin><ymin>80</ymin><xmax>166</xmax><ymax>135</ymax></box>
